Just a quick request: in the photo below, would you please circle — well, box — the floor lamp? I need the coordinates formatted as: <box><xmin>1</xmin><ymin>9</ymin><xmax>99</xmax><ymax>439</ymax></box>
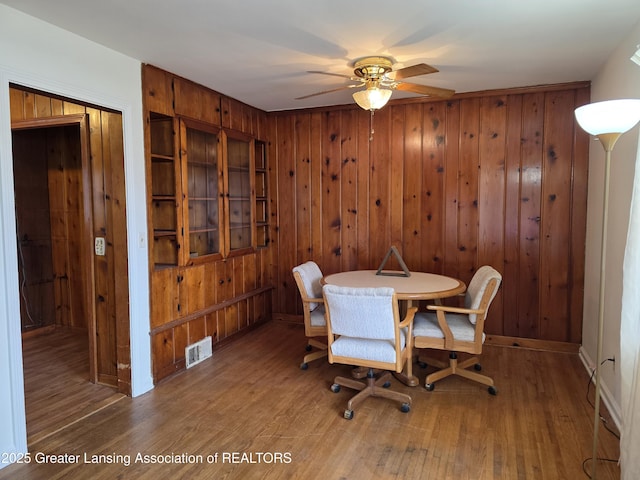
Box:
<box><xmin>574</xmin><ymin>98</ymin><xmax>640</xmax><ymax>480</ymax></box>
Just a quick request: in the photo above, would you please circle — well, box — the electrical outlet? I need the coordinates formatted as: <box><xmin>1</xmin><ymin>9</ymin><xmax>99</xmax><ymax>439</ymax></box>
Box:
<box><xmin>95</xmin><ymin>237</ymin><xmax>106</xmax><ymax>256</ymax></box>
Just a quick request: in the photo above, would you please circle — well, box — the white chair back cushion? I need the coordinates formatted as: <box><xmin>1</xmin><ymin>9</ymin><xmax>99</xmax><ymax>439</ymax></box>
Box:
<box><xmin>323</xmin><ymin>285</ymin><xmax>396</xmax><ymax>340</ymax></box>
<box><xmin>464</xmin><ymin>265</ymin><xmax>502</xmax><ymax>324</ymax></box>
<box><xmin>292</xmin><ymin>261</ymin><xmax>323</xmax><ymax>311</ymax></box>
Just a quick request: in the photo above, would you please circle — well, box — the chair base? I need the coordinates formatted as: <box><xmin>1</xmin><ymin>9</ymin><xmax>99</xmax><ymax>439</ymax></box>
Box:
<box><xmin>300</xmin><ymin>338</ymin><xmax>327</xmax><ymax>369</ymax></box>
<box><xmin>419</xmin><ymin>353</ymin><xmax>496</xmax><ymax>392</ymax></box>
<box><xmin>332</xmin><ymin>368</ymin><xmax>412</xmax><ymax>417</ymax></box>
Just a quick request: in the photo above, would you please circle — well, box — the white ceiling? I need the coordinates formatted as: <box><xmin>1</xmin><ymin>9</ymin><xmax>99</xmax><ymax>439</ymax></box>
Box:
<box><xmin>2</xmin><ymin>0</ymin><xmax>640</xmax><ymax>112</ymax></box>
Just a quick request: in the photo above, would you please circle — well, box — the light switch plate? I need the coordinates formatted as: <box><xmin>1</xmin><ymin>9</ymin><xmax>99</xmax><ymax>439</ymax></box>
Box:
<box><xmin>95</xmin><ymin>237</ymin><xmax>106</xmax><ymax>256</ymax></box>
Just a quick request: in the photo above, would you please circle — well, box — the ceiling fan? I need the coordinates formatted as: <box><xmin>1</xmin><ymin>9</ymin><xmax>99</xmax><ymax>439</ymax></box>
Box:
<box><xmin>296</xmin><ymin>56</ymin><xmax>455</xmax><ymax>110</ymax></box>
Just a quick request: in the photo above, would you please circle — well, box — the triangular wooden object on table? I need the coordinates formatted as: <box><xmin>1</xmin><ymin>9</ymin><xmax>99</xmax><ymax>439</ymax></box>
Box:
<box><xmin>376</xmin><ymin>246</ymin><xmax>411</xmax><ymax>277</ymax></box>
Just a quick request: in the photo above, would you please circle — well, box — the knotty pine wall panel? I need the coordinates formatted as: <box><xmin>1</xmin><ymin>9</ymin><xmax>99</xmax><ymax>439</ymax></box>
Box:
<box><xmin>271</xmin><ymin>82</ymin><xmax>590</xmax><ymax>344</ymax></box>
<box><xmin>293</xmin><ymin>113</ymin><xmax>313</xmax><ymax>264</ymax></box>
<box><xmin>340</xmin><ymin>108</ymin><xmax>359</xmax><ymax>271</ymax></box>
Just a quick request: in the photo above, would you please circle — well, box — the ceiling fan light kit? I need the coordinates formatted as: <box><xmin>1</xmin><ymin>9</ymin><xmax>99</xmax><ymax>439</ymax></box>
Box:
<box><xmin>352</xmin><ymin>84</ymin><xmax>392</xmax><ymax>111</ymax></box>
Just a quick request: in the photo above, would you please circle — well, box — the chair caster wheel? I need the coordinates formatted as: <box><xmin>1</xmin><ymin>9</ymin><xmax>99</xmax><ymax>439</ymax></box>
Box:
<box><xmin>300</xmin><ymin>362</ymin><xmax>308</xmax><ymax>370</ymax></box>
<box><xmin>401</xmin><ymin>403</ymin><xmax>410</xmax><ymax>413</ymax></box>
<box><xmin>331</xmin><ymin>383</ymin><xmax>341</xmax><ymax>393</ymax></box>
<box><xmin>488</xmin><ymin>386</ymin><xmax>498</xmax><ymax>395</ymax></box>
<box><xmin>305</xmin><ymin>344</ymin><xmax>312</xmax><ymax>352</ymax></box>
<box><xmin>418</xmin><ymin>361</ymin><xmax>427</xmax><ymax>369</ymax></box>
<box><xmin>344</xmin><ymin>409</ymin><xmax>354</xmax><ymax>420</ymax></box>
<box><xmin>425</xmin><ymin>383</ymin><xmax>435</xmax><ymax>391</ymax></box>
<box><xmin>382</xmin><ymin>381</ymin><xmax>391</xmax><ymax>388</ymax></box>
<box><xmin>474</xmin><ymin>363</ymin><xmax>482</xmax><ymax>371</ymax></box>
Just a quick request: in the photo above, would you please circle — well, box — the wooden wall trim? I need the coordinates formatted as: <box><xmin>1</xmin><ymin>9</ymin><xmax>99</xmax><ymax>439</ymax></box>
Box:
<box><xmin>269</xmin><ymin>81</ymin><xmax>592</xmax><ymax>116</ymax></box>
<box><xmin>150</xmin><ymin>285</ymin><xmax>273</xmax><ymax>335</ymax></box>
<box><xmin>485</xmin><ymin>334</ymin><xmax>580</xmax><ymax>354</ymax></box>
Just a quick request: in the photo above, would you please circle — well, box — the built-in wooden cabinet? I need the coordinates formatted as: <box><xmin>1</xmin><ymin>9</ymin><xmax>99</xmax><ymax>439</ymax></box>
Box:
<box><xmin>143</xmin><ymin>64</ymin><xmax>273</xmax><ymax>383</ymax></box>
<box><xmin>150</xmin><ymin>119</ymin><xmax>259</xmax><ymax>267</ymax></box>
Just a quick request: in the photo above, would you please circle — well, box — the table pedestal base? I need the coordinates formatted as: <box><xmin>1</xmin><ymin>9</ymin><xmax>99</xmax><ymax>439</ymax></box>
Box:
<box><xmin>393</xmin><ymin>371</ymin><xmax>419</xmax><ymax>387</ymax></box>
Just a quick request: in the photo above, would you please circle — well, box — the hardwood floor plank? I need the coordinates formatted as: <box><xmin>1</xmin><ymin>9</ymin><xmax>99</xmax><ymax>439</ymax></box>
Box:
<box><xmin>21</xmin><ymin>328</ymin><xmax>123</xmax><ymax>445</ymax></box>
<box><xmin>3</xmin><ymin>321</ymin><xmax>619</xmax><ymax>479</ymax></box>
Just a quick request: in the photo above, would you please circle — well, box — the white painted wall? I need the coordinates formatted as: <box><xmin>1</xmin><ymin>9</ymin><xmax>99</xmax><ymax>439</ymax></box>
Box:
<box><xmin>0</xmin><ymin>4</ymin><xmax>153</xmax><ymax>465</ymax></box>
<box><xmin>580</xmin><ymin>19</ymin><xmax>640</xmax><ymax>426</ymax></box>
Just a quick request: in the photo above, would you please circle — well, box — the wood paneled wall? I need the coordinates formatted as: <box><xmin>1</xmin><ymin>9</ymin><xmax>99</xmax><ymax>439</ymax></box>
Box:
<box><xmin>12</xmin><ymin>128</ymin><xmax>58</xmax><ymax>331</ymax></box>
<box><xmin>10</xmin><ymin>86</ymin><xmax>131</xmax><ymax>393</ymax></box>
<box><xmin>269</xmin><ymin>82</ymin><xmax>590</xmax><ymax>344</ymax></box>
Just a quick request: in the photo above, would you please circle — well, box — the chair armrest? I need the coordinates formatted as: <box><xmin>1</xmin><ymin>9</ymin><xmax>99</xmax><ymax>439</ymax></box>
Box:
<box><xmin>426</xmin><ymin>305</ymin><xmax>480</xmax><ymax>350</ymax></box>
<box><xmin>303</xmin><ymin>297</ymin><xmax>324</xmax><ymax>304</ymax></box>
<box><xmin>399</xmin><ymin>307</ymin><xmax>417</xmax><ymax>328</ymax></box>
<box><xmin>426</xmin><ymin>304</ymin><xmax>483</xmax><ymax>315</ymax></box>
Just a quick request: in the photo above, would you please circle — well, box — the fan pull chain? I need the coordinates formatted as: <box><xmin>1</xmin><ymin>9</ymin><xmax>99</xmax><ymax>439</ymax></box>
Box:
<box><xmin>369</xmin><ymin>109</ymin><xmax>375</xmax><ymax>141</ymax></box>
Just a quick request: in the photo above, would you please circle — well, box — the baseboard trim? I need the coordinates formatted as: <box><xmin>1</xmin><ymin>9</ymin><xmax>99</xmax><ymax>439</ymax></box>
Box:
<box><xmin>578</xmin><ymin>346</ymin><xmax>622</xmax><ymax>431</ymax></box>
<box><xmin>485</xmin><ymin>334</ymin><xmax>580</xmax><ymax>353</ymax></box>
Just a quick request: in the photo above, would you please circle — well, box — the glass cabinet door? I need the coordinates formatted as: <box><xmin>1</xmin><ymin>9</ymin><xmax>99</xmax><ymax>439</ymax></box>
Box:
<box><xmin>182</xmin><ymin>120</ymin><xmax>222</xmax><ymax>260</ymax></box>
<box><xmin>226</xmin><ymin>134</ymin><xmax>252</xmax><ymax>252</ymax></box>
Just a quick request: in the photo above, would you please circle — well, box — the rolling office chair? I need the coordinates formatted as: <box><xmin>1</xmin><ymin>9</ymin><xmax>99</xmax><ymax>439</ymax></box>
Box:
<box><xmin>323</xmin><ymin>284</ymin><xmax>416</xmax><ymax>419</ymax></box>
<box><xmin>413</xmin><ymin>265</ymin><xmax>502</xmax><ymax>394</ymax></box>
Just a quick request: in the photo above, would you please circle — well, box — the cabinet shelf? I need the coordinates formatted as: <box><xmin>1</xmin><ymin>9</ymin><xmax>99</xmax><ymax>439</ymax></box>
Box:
<box><xmin>153</xmin><ymin>230</ymin><xmax>177</xmax><ymax>238</ymax></box>
<box><xmin>151</xmin><ymin>153</ymin><xmax>174</xmax><ymax>162</ymax></box>
<box><xmin>188</xmin><ymin>160</ymin><xmax>218</xmax><ymax>168</ymax></box>
<box><xmin>189</xmin><ymin>196</ymin><xmax>219</xmax><ymax>201</ymax></box>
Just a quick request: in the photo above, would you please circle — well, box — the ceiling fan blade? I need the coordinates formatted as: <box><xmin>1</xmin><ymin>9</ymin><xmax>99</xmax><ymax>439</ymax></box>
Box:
<box><xmin>307</xmin><ymin>70</ymin><xmax>355</xmax><ymax>80</ymax></box>
<box><xmin>388</xmin><ymin>63</ymin><xmax>439</xmax><ymax>80</ymax></box>
<box><xmin>295</xmin><ymin>84</ymin><xmax>359</xmax><ymax>100</ymax></box>
<box><xmin>395</xmin><ymin>82</ymin><xmax>455</xmax><ymax>98</ymax></box>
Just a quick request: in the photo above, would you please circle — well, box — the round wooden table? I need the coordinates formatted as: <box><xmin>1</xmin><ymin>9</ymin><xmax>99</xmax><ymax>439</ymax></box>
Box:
<box><xmin>322</xmin><ymin>270</ymin><xmax>466</xmax><ymax>386</ymax></box>
<box><xmin>322</xmin><ymin>270</ymin><xmax>465</xmax><ymax>303</ymax></box>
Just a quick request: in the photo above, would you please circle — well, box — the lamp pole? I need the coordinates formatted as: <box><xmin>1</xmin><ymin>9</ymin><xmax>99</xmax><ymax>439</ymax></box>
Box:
<box><xmin>591</xmin><ymin>134</ymin><xmax>619</xmax><ymax>480</ymax></box>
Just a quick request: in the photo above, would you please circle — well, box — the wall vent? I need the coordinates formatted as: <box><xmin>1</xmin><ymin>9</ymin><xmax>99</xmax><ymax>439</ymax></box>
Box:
<box><xmin>185</xmin><ymin>336</ymin><xmax>213</xmax><ymax>369</ymax></box>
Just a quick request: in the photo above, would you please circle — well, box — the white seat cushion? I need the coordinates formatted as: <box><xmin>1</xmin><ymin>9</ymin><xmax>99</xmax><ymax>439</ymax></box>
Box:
<box><xmin>413</xmin><ymin>312</ymin><xmax>485</xmax><ymax>343</ymax></box>
<box><xmin>310</xmin><ymin>304</ymin><xmax>326</xmax><ymax>327</ymax></box>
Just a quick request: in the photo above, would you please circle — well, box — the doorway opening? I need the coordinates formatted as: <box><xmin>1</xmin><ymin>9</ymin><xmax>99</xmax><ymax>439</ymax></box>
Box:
<box><xmin>10</xmin><ymin>85</ymin><xmax>131</xmax><ymax>444</ymax></box>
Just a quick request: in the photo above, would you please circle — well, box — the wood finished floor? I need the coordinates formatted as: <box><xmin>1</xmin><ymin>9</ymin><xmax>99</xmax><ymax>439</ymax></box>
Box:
<box><xmin>21</xmin><ymin>328</ymin><xmax>124</xmax><ymax>446</ymax></box>
<box><xmin>4</xmin><ymin>321</ymin><xmax>619</xmax><ymax>479</ymax></box>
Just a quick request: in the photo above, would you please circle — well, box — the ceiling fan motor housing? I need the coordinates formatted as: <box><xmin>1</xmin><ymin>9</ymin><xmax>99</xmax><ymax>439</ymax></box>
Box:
<box><xmin>353</xmin><ymin>56</ymin><xmax>393</xmax><ymax>80</ymax></box>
